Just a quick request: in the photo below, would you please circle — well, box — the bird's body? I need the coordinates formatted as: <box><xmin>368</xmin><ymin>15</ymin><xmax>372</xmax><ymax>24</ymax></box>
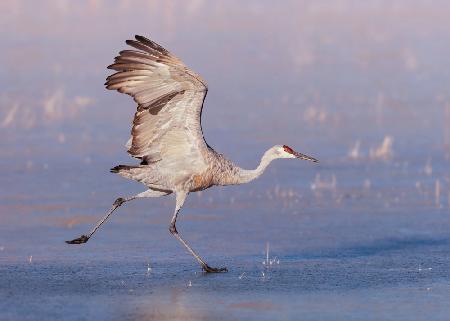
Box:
<box><xmin>67</xmin><ymin>35</ymin><xmax>318</xmax><ymax>272</ymax></box>
<box><xmin>111</xmin><ymin>148</ymin><xmax>241</xmax><ymax>192</ymax></box>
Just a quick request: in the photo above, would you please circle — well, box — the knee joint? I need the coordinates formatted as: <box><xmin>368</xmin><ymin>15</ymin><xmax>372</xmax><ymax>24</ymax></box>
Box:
<box><xmin>114</xmin><ymin>197</ymin><xmax>125</xmax><ymax>207</ymax></box>
<box><xmin>169</xmin><ymin>224</ymin><xmax>177</xmax><ymax>235</ymax></box>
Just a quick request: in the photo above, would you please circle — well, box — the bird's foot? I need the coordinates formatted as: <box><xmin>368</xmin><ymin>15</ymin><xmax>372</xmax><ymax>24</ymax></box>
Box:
<box><xmin>202</xmin><ymin>264</ymin><xmax>228</xmax><ymax>273</ymax></box>
<box><xmin>65</xmin><ymin>235</ymin><xmax>90</xmax><ymax>244</ymax></box>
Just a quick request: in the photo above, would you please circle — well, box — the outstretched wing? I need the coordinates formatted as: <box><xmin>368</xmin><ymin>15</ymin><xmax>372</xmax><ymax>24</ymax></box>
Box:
<box><xmin>105</xmin><ymin>35</ymin><xmax>209</xmax><ymax>173</ymax></box>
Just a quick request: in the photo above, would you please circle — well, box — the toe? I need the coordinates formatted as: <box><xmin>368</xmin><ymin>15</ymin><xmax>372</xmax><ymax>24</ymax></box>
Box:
<box><xmin>65</xmin><ymin>235</ymin><xmax>89</xmax><ymax>244</ymax></box>
<box><xmin>202</xmin><ymin>265</ymin><xmax>228</xmax><ymax>273</ymax></box>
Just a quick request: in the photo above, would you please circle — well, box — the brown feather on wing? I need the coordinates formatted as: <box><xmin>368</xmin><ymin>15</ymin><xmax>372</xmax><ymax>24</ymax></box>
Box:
<box><xmin>105</xmin><ymin>35</ymin><xmax>208</xmax><ymax>172</ymax></box>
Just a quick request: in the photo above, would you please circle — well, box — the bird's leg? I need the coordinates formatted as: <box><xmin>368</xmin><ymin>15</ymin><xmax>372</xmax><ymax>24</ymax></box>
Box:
<box><xmin>66</xmin><ymin>189</ymin><xmax>168</xmax><ymax>244</ymax></box>
<box><xmin>65</xmin><ymin>196</ymin><xmax>132</xmax><ymax>244</ymax></box>
<box><xmin>169</xmin><ymin>192</ymin><xmax>227</xmax><ymax>273</ymax></box>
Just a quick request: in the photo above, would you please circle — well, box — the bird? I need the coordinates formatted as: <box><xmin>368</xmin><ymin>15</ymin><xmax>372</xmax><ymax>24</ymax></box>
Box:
<box><xmin>66</xmin><ymin>35</ymin><xmax>318</xmax><ymax>273</ymax></box>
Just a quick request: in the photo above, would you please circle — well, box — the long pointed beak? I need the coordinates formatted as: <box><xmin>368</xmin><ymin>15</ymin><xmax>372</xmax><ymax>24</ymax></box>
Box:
<box><xmin>293</xmin><ymin>151</ymin><xmax>318</xmax><ymax>162</ymax></box>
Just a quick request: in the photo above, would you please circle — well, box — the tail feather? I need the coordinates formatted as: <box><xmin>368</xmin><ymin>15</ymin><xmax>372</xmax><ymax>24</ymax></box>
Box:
<box><xmin>110</xmin><ymin>165</ymin><xmax>134</xmax><ymax>173</ymax></box>
<box><xmin>110</xmin><ymin>163</ymin><xmax>167</xmax><ymax>190</ymax></box>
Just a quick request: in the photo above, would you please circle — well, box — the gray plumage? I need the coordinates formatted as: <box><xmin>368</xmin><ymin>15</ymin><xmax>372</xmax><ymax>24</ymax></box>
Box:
<box><xmin>66</xmin><ymin>35</ymin><xmax>318</xmax><ymax>273</ymax></box>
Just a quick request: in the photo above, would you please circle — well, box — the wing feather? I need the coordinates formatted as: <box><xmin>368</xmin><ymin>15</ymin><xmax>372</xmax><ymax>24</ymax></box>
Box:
<box><xmin>105</xmin><ymin>35</ymin><xmax>209</xmax><ymax>179</ymax></box>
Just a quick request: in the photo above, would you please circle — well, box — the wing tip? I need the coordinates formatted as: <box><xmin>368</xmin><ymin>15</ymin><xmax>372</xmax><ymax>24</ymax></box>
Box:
<box><xmin>134</xmin><ymin>35</ymin><xmax>169</xmax><ymax>54</ymax></box>
<box><xmin>135</xmin><ymin>34</ymin><xmax>152</xmax><ymax>44</ymax></box>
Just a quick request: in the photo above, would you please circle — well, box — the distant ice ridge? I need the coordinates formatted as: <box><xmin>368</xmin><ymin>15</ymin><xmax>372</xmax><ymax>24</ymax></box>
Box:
<box><xmin>347</xmin><ymin>136</ymin><xmax>394</xmax><ymax>161</ymax></box>
<box><xmin>0</xmin><ymin>88</ymin><xmax>94</xmax><ymax>129</ymax></box>
<box><xmin>370</xmin><ymin>136</ymin><xmax>394</xmax><ymax>160</ymax></box>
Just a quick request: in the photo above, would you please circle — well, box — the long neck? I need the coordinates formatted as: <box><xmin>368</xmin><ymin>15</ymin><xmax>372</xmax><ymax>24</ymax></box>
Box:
<box><xmin>235</xmin><ymin>149</ymin><xmax>275</xmax><ymax>184</ymax></box>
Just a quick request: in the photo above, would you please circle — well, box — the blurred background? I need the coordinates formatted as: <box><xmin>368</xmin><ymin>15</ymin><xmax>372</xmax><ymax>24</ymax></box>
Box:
<box><xmin>1</xmin><ymin>1</ymin><xmax>450</xmax><ymax>320</ymax></box>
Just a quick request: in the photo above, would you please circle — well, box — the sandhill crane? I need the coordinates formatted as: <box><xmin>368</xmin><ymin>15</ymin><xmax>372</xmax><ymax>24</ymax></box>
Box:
<box><xmin>66</xmin><ymin>35</ymin><xmax>318</xmax><ymax>273</ymax></box>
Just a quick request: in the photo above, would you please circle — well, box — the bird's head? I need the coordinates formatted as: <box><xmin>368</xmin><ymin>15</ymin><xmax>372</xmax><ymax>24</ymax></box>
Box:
<box><xmin>270</xmin><ymin>145</ymin><xmax>318</xmax><ymax>162</ymax></box>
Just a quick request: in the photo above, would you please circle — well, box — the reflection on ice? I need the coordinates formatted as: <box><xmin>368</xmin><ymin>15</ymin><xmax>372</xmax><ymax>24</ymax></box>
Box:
<box><xmin>134</xmin><ymin>290</ymin><xmax>213</xmax><ymax>321</ymax></box>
